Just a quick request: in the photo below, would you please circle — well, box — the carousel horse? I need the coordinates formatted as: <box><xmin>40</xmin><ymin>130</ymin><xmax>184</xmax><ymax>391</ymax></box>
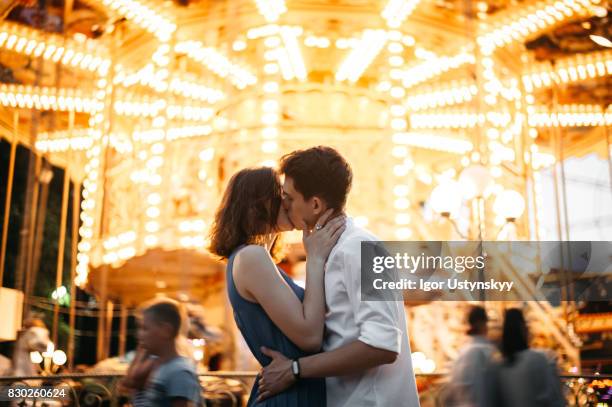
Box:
<box><xmin>0</xmin><ymin>319</ymin><xmax>50</xmax><ymax>377</ymax></box>
<box><xmin>0</xmin><ymin>319</ymin><xmax>65</xmax><ymax>406</ymax></box>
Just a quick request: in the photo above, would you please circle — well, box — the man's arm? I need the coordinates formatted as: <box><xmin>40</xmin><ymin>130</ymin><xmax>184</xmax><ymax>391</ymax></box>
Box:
<box><xmin>302</xmin><ymin>340</ymin><xmax>397</xmax><ymax>376</ymax></box>
<box><xmin>257</xmin><ymin>340</ymin><xmax>396</xmax><ymax>401</ymax></box>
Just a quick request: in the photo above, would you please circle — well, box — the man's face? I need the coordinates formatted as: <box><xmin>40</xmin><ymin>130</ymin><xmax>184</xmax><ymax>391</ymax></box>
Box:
<box><xmin>137</xmin><ymin>313</ymin><xmax>169</xmax><ymax>355</ymax></box>
<box><xmin>282</xmin><ymin>176</ymin><xmax>319</xmax><ymax>230</ymax></box>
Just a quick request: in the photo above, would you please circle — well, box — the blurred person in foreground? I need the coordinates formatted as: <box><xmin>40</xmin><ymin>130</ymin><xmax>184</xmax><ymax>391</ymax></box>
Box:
<box><xmin>487</xmin><ymin>308</ymin><xmax>565</xmax><ymax>407</ymax></box>
<box><xmin>447</xmin><ymin>306</ymin><xmax>498</xmax><ymax>407</ymax></box>
<box><xmin>123</xmin><ymin>300</ymin><xmax>203</xmax><ymax>407</ymax></box>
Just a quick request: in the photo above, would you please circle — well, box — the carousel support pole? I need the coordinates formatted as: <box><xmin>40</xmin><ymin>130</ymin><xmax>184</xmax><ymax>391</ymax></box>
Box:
<box><xmin>550</xmin><ymin>66</ymin><xmax>569</xmax><ymax>323</ymax></box>
<box><xmin>605</xmin><ymin>113</ymin><xmax>612</xmax><ymax>198</ymax></box>
<box><xmin>30</xmin><ymin>159</ymin><xmax>52</xmax><ymax>297</ymax></box>
<box><xmin>0</xmin><ymin>111</ymin><xmax>18</xmax><ymax>287</ymax></box>
<box><xmin>22</xmin><ymin>153</ymin><xmax>42</xmax><ymax>318</ymax></box>
<box><xmin>105</xmin><ymin>300</ymin><xmax>114</xmax><ymax>359</ymax></box>
<box><xmin>68</xmin><ymin>180</ymin><xmax>80</xmax><ymax>370</ymax></box>
<box><xmin>552</xmin><ymin>68</ymin><xmax>575</xmax><ymax>317</ymax></box>
<box><xmin>96</xmin><ymin>265</ymin><xmax>108</xmax><ymax>362</ymax></box>
<box><xmin>118</xmin><ymin>303</ymin><xmax>128</xmax><ymax>356</ymax></box>
<box><xmin>52</xmin><ymin>164</ymin><xmax>70</xmax><ymax>345</ymax></box>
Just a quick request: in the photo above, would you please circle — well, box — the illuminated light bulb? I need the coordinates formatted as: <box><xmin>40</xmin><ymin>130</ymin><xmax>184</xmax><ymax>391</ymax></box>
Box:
<box><xmin>392</xmin><ymin>146</ymin><xmax>408</xmax><ymax>157</ymax></box>
<box><xmin>145</xmin><ymin>235</ymin><xmax>158</xmax><ymax>247</ymax></box>
<box><xmin>391</xmin><ymin>118</ymin><xmax>407</xmax><ymax>130</ymax></box>
<box><xmin>393</xmin><ymin>164</ymin><xmax>409</xmax><ymax>177</ymax></box>
<box><xmin>145</xmin><ymin>221</ymin><xmax>160</xmax><ymax>233</ymax></box>
<box><xmin>394</xmin><ymin>184</ymin><xmax>410</xmax><ymax>196</ymax></box>
<box><xmin>199</xmin><ymin>147</ymin><xmax>215</xmax><ymax>161</ymax></box>
<box><xmin>395</xmin><ymin>213</ymin><xmax>411</xmax><ymax>225</ymax></box>
<box><xmin>394</xmin><ymin>197</ymin><xmax>410</xmax><ymax>210</ymax></box>
<box><xmin>263</xmin><ymin>81</ymin><xmax>279</xmax><ymax>93</ymax></box>
<box><xmin>493</xmin><ymin>189</ymin><xmax>525</xmax><ymax>221</ymax></box>
<box><xmin>262</xmin><ymin>113</ymin><xmax>279</xmax><ymax>125</ymax></box>
<box><xmin>589</xmin><ymin>35</ymin><xmax>612</xmax><ymax>48</ymax></box>
<box><xmin>52</xmin><ymin>350</ymin><xmax>67</xmax><ymax>366</ymax></box>
<box><xmin>395</xmin><ymin>227</ymin><xmax>412</xmax><ymax>240</ymax></box>
<box><xmin>262</xmin><ymin>127</ymin><xmax>278</xmax><ymax>139</ymax></box>
<box><xmin>391</xmin><ymin>104</ymin><xmax>406</xmax><ymax>116</ymax></box>
<box><xmin>389</xmin><ymin>55</ymin><xmax>404</xmax><ymax>66</ymax></box>
<box><xmin>458</xmin><ymin>165</ymin><xmax>493</xmax><ymax>199</ymax></box>
<box><xmin>261</xmin><ymin>159</ymin><xmax>277</xmax><ymax>168</ymax></box>
<box><xmin>30</xmin><ymin>351</ymin><xmax>43</xmax><ymax>364</ymax></box>
<box><xmin>388</xmin><ymin>42</ymin><xmax>403</xmax><ymax>53</ymax></box>
<box><xmin>147</xmin><ymin>193</ymin><xmax>161</xmax><ymax>205</ymax></box>
<box><xmin>263</xmin><ymin>99</ymin><xmax>280</xmax><ymax>112</ymax></box>
<box><xmin>264</xmin><ymin>63</ymin><xmax>279</xmax><ymax>74</ymax></box>
<box><xmin>429</xmin><ymin>181</ymin><xmax>462</xmax><ymax>216</ymax></box>
<box><xmin>262</xmin><ymin>140</ymin><xmax>278</xmax><ymax>153</ymax></box>
<box><xmin>390</xmin><ymin>87</ymin><xmax>406</xmax><ymax>98</ymax></box>
<box><xmin>232</xmin><ymin>39</ymin><xmax>247</xmax><ymax>51</ymax></box>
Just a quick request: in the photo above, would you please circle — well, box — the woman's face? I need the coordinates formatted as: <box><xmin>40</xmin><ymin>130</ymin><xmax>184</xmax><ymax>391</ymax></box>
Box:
<box><xmin>275</xmin><ymin>203</ymin><xmax>294</xmax><ymax>232</ymax></box>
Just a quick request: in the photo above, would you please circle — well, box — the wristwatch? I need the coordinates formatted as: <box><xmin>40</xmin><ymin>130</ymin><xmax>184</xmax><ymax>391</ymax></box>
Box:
<box><xmin>291</xmin><ymin>359</ymin><xmax>301</xmax><ymax>379</ymax></box>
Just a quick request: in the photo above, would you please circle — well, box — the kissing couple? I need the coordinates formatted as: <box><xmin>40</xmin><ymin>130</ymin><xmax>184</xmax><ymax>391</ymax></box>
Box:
<box><xmin>209</xmin><ymin>146</ymin><xmax>420</xmax><ymax>407</ymax></box>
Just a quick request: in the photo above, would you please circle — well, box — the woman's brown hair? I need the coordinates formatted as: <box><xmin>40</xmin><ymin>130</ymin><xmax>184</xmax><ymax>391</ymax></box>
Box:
<box><xmin>209</xmin><ymin>167</ymin><xmax>283</xmax><ymax>260</ymax></box>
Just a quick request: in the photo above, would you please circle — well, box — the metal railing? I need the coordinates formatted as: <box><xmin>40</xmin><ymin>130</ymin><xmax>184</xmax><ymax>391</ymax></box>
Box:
<box><xmin>0</xmin><ymin>372</ymin><xmax>609</xmax><ymax>406</ymax></box>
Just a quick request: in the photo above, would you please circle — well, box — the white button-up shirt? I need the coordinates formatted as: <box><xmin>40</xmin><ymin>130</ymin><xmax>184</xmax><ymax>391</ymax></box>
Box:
<box><xmin>323</xmin><ymin>218</ymin><xmax>421</xmax><ymax>407</ymax></box>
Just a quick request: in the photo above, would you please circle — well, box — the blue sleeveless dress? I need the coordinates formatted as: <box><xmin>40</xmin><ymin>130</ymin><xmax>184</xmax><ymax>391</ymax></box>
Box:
<box><xmin>226</xmin><ymin>246</ymin><xmax>327</xmax><ymax>407</ymax></box>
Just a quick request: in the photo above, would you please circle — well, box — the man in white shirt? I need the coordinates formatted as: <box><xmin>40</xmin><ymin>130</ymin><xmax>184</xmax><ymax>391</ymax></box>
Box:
<box><xmin>257</xmin><ymin>146</ymin><xmax>420</xmax><ymax>407</ymax></box>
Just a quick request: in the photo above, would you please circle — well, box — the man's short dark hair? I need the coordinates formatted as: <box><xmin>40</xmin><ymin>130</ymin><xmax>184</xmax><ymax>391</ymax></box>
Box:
<box><xmin>279</xmin><ymin>146</ymin><xmax>352</xmax><ymax>210</ymax></box>
<box><xmin>143</xmin><ymin>300</ymin><xmax>182</xmax><ymax>337</ymax></box>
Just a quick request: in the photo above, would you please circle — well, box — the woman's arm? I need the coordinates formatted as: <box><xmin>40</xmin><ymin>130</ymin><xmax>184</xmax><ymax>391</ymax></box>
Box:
<box><xmin>234</xmin><ymin>213</ymin><xmax>344</xmax><ymax>352</ymax></box>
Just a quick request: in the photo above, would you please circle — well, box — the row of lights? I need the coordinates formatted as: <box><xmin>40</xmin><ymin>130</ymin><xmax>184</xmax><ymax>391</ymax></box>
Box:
<box><xmin>142</xmin><ymin>141</ymin><xmax>165</xmax><ymax>248</ymax></box>
<box><xmin>336</xmin><ymin>29</ymin><xmax>388</xmax><ymax>83</ymax></box>
<box><xmin>99</xmin><ymin>0</ymin><xmax>176</xmax><ymax>41</ymax></box>
<box><xmin>261</xmin><ymin>30</ymin><xmax>281</xmax><ymax>155</ymax></box>
<box><xmin>254</xmin><ymin>0</ymin><xmax>287</xmax><ymax>23</ymax></box>
<box><xmin>0</xmin><ymin>84</ymin><xmax>98</xmax><ymax>113</ymax></box>
<box><xmin>141</xmin><ymin>38</ymin><xmax>174</xmax><ymax>251</ymax></box>
<box><xmin>528</xmin><ymin>104</ymin><xmax>612</xmax><ymax>127</ymax></box>
<box><xmin>0</xmin><ymin>22</ymin><xmax>110</xmax><ymax>74</ymax></box>
<box><xmin>178</xmin><ymin>219</ymin><xmax>208</xmax><ymax>249</ymax></box>
<box><xmin>385</xmin><ymin>35</ymin><xmax>413</xmax><ymax>240</ymax></box>
<box><xmin>0</xmin><ymin>84</ymin><xmax>215</xmax><ymax>121</ymax></box>
<box><xmin>404</xmin><ymin>82</ymin><xmax>478</xmax><ymax>111</ymax></box>
<box><xmin>397</xmin><ymin>52</ymin><xmax>476</xmax><ymax>88</ymax></box>
<box><xmin>35</xmin><ymin>129</ymin><xmax>96</xmax><ymax>152</ymax></box>
<box><xmin>114</xmin><ymin>63</ymin><xmax>226</xmax><ymax>103</ymax></box>
<box><xmin>522</xmin><ymin>50</ymin><xmax>612</xmax><ymax>91</ymax></box>
<box><xmin>132</xmin><ymin>125</ymin><xmax>214</xmax><ymax>142</ymax></box>
<box><xmin>392</xmin><ymin>132</ymin><xmax>474</xmax><ymax>155</ymax></box>
<box><xmin>35</xmin><ymin>128</ymin><xmax>133</xmax><ymax>153</ymax></box>
<box><xmin>102</xmin><ymin>230</ymin><xmax>137</xmax><ymax>265</ymax></box>
<box><xmin>410</xmin><ymin>112</ymin><xmax>485</xmax><ymax>129</ymax></box>
<box><xmin>381</xmin><ymin>0</ymin><xmax>422</xmax><ymax>29</ymax></box>
<box><xmin>75</xmin><ymin>77</ymin><xmax>110</xmax><ymax>286</ymax></box>
<box><xmin>176</xmin><ymin>41</ymin><xmax>257</xmax><ymax>89</ymax></box>
<box><xmin>276</xmin><ymin>26</ymin><xmax>308</xmax><ymax>81</ymax></box>
<box><xmin>477</xmin><ymin>0</ymin><xmax>601</xmax><ymax>54</ymax></box>
<box><xmin>113</xmin><ymin>99</ymin><xmax>215</xmax><ymax>121</ymax></box>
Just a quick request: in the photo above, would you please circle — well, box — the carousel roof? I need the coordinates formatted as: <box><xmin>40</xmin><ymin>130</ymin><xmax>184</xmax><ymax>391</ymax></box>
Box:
<box><xmin>0</xmin><ymin>0</ymin><xmax>610</xmax><ymax>303</ymax></box>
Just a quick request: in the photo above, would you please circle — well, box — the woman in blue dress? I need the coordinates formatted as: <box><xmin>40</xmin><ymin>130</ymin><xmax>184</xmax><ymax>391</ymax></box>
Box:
<box><xmin>209</xmin><ymin>167</ymin><xmax>345</xmax><ymax>406</ymax></box>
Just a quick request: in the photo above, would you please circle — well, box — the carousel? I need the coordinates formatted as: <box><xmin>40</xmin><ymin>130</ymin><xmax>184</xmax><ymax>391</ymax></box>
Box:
<box><xmin>0</xmin><ymin>0</ymin><xmax>610</xmax><ymax>404</ymax></box>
